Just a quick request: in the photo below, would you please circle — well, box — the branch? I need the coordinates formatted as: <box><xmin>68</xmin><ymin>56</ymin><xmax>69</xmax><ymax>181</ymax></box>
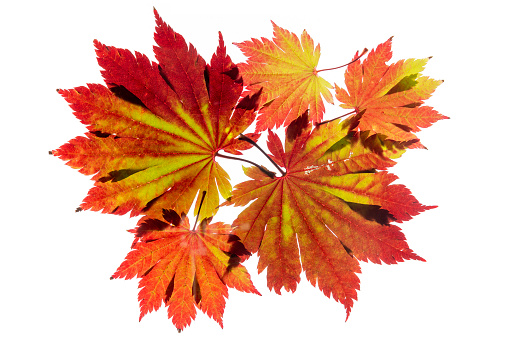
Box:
<box><xmin>192</xmin><ymin>191</ymin><xmax>207</xmax><ymax>231</ymax></box>
<box><xmin>316</xmin><ymin>48</ymin><xmax>368</xmax><ymax>73</ymax></box>
<box><xmin>216</xmin><ymin>153</ymin><xmax>276</xmax><ymax>179</ymax></box>
<box><xmin>315</xmin><ymin>110</ymin><xmax>357</xmax><ymax>127</ymax></box>
<box><xmin>239</xmin><ymin>134</ymin><xmax>286</xmax><ymax>177</ymax></box>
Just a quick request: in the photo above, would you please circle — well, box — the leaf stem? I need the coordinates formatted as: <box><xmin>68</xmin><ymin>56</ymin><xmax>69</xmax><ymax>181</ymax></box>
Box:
<box><xmin>192</xmin><ymin>191</ymin><xmax>207</xmax><ymax>231</ymax></box>
<box><xmin>316</xmin><ymin>48</ymin><xmax>368</xmax><ymax>73</ymax></box>
<box><xmin>315</xmin><ymin>110</ymin><xmax>357</xmax><ymax>127</ymax></box>
<box><xmin>239</xmin><ymin>134</ymin><xmax>286</xmax><ymax>177</ymax></box>
<box><xmin>216</xmin><ymin>153</ymin><xmax>276</xmax><ymax>179</ymax></box>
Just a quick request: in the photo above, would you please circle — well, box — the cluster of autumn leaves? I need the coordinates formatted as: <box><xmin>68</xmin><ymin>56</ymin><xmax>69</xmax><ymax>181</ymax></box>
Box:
<box><xmin>52</xmin><ymin>9</ymin><xmax>446</xmax><ymax>331</ymax></box>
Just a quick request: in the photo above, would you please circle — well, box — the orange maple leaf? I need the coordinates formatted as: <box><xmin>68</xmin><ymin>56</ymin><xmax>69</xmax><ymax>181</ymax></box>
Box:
<box><xmin>335</xmin><ymin>37</ymin><xmax>448</xmax><ymax>146</ymax></box>
<box><xmin>111</xmin><ymin>209</ymin><xmax>260</xmax><ymax>330</ymax></box>
<box><xmin>51</xmin><ymin>9</ymin><xmax>261</xmax><ymax>219</ymax></box>
<box><xmin>226</xmin><ymin>113</ymin><xmax>431</xmax><ymax>318</ymax></box>
<box><xmin>234</xmin><ymin>22</ymin><xmax>334</xmax><ymax>132</ymax></box>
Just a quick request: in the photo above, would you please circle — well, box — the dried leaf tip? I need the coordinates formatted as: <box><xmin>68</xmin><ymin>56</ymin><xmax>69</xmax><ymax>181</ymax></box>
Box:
<box><xmin>75</xmin><ymin>207</ymin><xmax>83</xmax><ymax>213</ymax></box>
<box><xmin>286</xmin><ymin>110</ymin><xmax>309</xmax><ymax>142</ymax></box>
<box><xmin>48</xmin><ymin>151</ymin><xmax>53</xmax><ymax>155</ymax></box>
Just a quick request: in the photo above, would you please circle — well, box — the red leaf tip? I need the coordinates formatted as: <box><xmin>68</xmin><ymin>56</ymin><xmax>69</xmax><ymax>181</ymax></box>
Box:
<box><xmin>153</xmin><ymin>7</ymin><xmax>164</xmax><ymax>27</ymax></box>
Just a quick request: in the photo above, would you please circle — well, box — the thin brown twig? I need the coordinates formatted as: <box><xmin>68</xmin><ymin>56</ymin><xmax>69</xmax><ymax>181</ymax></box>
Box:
<box><xmin>216</xmin><ymin>153</ymin><xmax>276</xmax><ymax>179</ymax></box>
<box><xmin>239</xmin><ymin>134</ymin><xmax>286</xmax><ymax>177</ymax></box>
<box><xmin>192</xmin><ymin>191</ymin><xmax>207</xmax><ymax>231</ymax></box>
<box><xmin>315</xmin><ymin>110</ymin><xmax>357</xmax><ymax>127</ymax></box>
<box><xmin>316</xmin><ymin>48</ymin><xmax>368</xmax><ymax>73</ymax></box>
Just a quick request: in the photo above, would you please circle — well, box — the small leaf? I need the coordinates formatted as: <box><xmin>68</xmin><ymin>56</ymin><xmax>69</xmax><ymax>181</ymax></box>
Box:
<box><xmin>335</xmin><ymin>38</ymin><xmax>448</xmax><ymax>146</ymax></box>
<box><xmin>235</xmin><ymin>22</ymin><xmax>333</xmax><ymax>131</ymax></box>
<box><xmin>111</xmin><ymin>212</ymin><xmax>260</xmax><ymax>330</ymax></box>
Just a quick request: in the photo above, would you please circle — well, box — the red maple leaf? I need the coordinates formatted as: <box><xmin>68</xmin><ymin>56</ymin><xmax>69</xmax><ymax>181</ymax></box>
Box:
<box><xmin>52</xmin><ymin>9</ymin><xmax>261</xmax><ymax>219</ymax></box>
<box><xmin>226</xmin><ymin>113</ymin><xmax>432</xmax><ymax>318</ymax></box>
<box><xmin>111</xmin><ymin>209</ymin><xmax>260</xmax><ymax>331</ymax></box>
<box><xmin>335</xmin><ymin>37</ymin><xmax>448</xmax><ymax>146</ymax></box>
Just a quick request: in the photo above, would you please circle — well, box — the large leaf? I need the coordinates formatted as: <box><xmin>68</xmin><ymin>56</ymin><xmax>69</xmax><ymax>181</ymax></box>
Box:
<box><xmin>111</xmin><ymin>209</ymin><xmax>260</xmax><ymax>330</ymax></box>
<box><xmin>226</xmin><ymin>114</ymin><xmax>432</xmax><ymax>318</ymax></box>
<box><xmin>234</xmin><ymin>22</ymin><xmax>333</xmax><ymax>132</ymax></box>
<box><xmin>52</xmin><ymin>9</ymin><xmax>261</xmax><ymax>218</ymax></box>
<box><xmin>335</xmin><ymin>38</ymin><xmax>447</xmax><ymax>146</ymax></box>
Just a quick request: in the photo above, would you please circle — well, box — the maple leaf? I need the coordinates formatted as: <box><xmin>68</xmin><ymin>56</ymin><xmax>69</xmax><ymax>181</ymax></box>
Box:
<box><xmin>51</xmin><ymin>9</ymin><xmax>261</xmax><ymax>219</ymax></box>
<box><xmin>111</xmin><ymin>209</ymin><xmax>260</xmax><ymax>331</ymax></box>
<box><xmin>234</xmin><ymin>22</ymin><xmax>334</xmax><ymax>132</ymax></box>
<box><xmin>226</xmin><ymin>113</ymin><xmax>432</xmax><ymax>318</ymax></box>
<box><xmin>335</xmin><ymin>37</ymin><xmax>448</xmax><ymax>146</ymax></box>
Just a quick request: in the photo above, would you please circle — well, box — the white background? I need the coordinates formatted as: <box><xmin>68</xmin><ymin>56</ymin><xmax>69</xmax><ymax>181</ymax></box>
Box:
<box><xmin>1</xmin><ymin>0</ymin><xmax>508</xmax><ymax>338</ymax></box>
